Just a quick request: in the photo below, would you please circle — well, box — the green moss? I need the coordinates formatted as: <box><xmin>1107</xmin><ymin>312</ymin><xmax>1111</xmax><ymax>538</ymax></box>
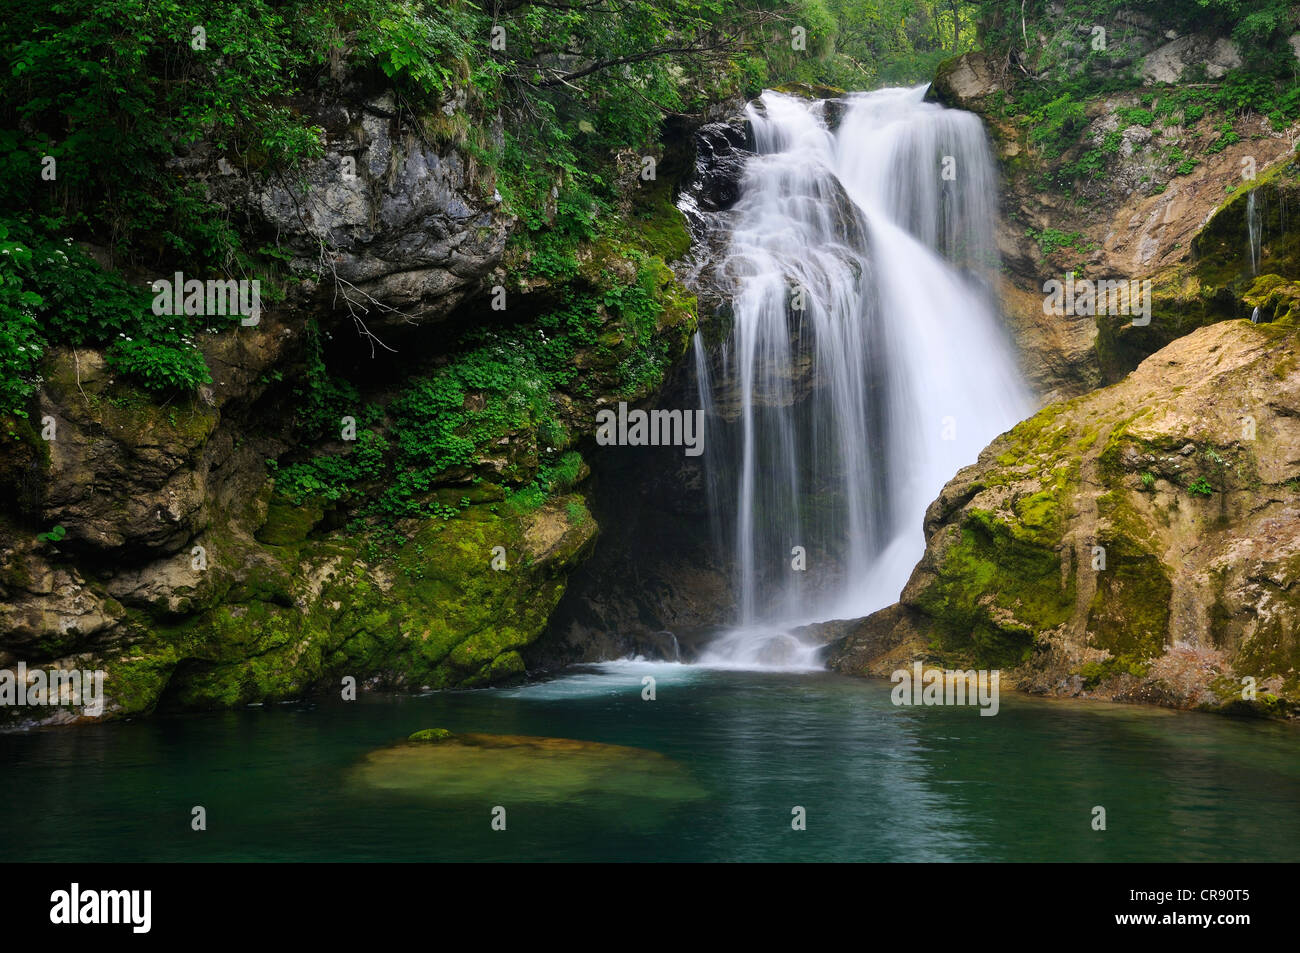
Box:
<box><xmin>1085</xmin><ymin>495</ymin><xmax>1171</xmax><ymax>660</ymax></box>
<box><xmin>1096</xmin><ymin>412</ymin><xmax>1156</xmax><ymax>482</ymax></box>
<box><xmin>915</xmin><ymin>509</ymin><xmax>1075</xmax><ymax>669</ymax></box>
<box><xmin>110</xmin><ymin>493</ymin><xmax>598</xmax><ymax>712</ymax></box>
<box><xmin>1010</xmin><ymin>465</ymin><xmax>1076</xmax><ymax>547</ymax></box>
<box><xmin>631</xmin><ymin>178</ymin><xmax>692</xmax><ymax>262</ymax></box>
<box><xmin>1214</xmin><ymin>694</ymin><xmax>1295</xmax><ymax>719</ymax></box>
<box><xmin>1243</xmin><ymin>273</ymin><xmax>1300</xmax><ymax>328</ymax></box>
<box><xmin>104</xmin><ymin>649</ymin><xmax>181</xmax><ymax>716</ymax></box>
<box><xmin>1077</xmin><ymin>654</ymin><xmax>1151</xmax><ymax>689</ymax></box>
<box><xmin>256</xmin><ymin>496</ymin><xmax>325</xmax><ymax>546</ymax></box>
<box><xmin>990</xmin><ymin>403</ymin><xmax>1072</xmax><ymax>478</ymax></box>
<box><xmin>408</xmin><ymin>727</ymin><xmax>454</xmax><ymax>742</ymax></box>
<box><xmin>771</xmin><ymin>81</ymin><xmax>845</xmax><ymax>99</ymax></box>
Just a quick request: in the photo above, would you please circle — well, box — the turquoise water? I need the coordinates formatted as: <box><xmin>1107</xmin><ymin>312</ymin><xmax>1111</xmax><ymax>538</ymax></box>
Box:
<box><xmin>2</xmin><ymin>663</ymin><xmax>1297</xmax><ymax>862</ymax></box>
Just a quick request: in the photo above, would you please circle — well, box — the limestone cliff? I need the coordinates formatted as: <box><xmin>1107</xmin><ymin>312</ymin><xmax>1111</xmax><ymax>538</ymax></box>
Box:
<box><xmin>828</xmin><ymin>319</ymin><xmax>1300</xmax><ymax>717</ymax></box>
<box><xmin>930</xmin><ymin>31</ymin><xmax>1300</xmax><ymax>404</ymax></box>
<box><xmin>0</xmin><ymin>77</ymin><xmax>698</xmax><ymax>725</ymax></box>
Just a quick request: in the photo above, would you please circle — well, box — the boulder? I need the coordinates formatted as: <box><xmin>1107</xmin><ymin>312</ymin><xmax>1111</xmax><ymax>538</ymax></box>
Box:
<box><xmin>829</xmin><ymin>320</ymin><xmax>1300</xmax><ymax>718</ymax></box>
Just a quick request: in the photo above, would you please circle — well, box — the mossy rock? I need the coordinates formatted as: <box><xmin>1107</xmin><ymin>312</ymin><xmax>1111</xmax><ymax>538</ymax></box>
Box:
<box><xmin>108</xmin><ymin>493</ymin><xmax>599</xmax><ymax>711</ymax></box>
<box><xmin>408</xmin><ymin>728</ymin><xmax>454</xmax><ymax>742</ymax></box>
<box><xmin>630</xmin><ymin>177</ymin><xmax>691</xmax><ymax>263</ymax></box>
<box><xmin>914</xmin><ymin>509</ymin><xmax>1074</xmax><ymax>669</ymax></box>
<box><xmin>1243</xmin><ymin>273</ymin><xmax>1300</xmax><ymax>326</ymax></box>
<box><xmin>256</xmin><ymin>495</ymin><xmax>326</xmax><ymax>546</ymax></box>
<box><xmin>770</xmin><ymin>82</ymin><xmax>845</xmax><ymax>100</ymax></box>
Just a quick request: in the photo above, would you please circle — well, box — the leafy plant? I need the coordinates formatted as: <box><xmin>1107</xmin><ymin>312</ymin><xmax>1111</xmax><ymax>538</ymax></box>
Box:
<box><xmin>105</xmin><ymin>338</ymin><xmax>211</xmax><ymax>391</ymax></box>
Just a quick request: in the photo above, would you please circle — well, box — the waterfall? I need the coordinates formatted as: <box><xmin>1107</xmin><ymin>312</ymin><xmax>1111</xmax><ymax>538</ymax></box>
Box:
<box><xmin>690</xmin><ymin>87</ymin><xmax>1032</xmax><ymax>668</ymax></box>
<box><xmin>1247</xmin><ymin>190</ymin><xmax>1261</xmax><ymax>276</ymax></box>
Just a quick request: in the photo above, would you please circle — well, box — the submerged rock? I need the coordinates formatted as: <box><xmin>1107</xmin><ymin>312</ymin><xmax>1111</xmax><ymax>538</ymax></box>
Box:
<box><xmin>408</xmin><ymin>728</ymin><xmax>454</xmax><ymax>742</ymax></box>
<box><xmin>352</xmin><ymin>733</ymin><xmax>708</xmax><ymax>804</ymax></box>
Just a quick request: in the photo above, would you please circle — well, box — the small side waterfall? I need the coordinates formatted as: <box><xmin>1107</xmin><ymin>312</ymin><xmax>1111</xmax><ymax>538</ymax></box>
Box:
<box><xmin>691</xmin><ymin>87</ymin><xmax>1032</xmax><ymax>668</ymax></box>
<box><xmin>1247</xmin><ymin>190</ymin><xmax>1262</xmax><ymax>275</ymax></box>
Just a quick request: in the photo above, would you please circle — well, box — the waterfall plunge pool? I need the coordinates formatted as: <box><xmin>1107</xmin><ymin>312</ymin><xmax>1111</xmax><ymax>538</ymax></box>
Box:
<box><xmin>2</xmin><ymin>664</ymin><xmax>1297</xmax><ymax>862</ymax></box>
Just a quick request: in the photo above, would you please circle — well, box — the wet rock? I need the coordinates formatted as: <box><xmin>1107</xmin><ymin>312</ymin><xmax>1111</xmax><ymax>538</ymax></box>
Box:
<box><xmin>351</xmin><ymin>733</ymin><xmax>708</xmax><ymax>805</ymax></box>
<box><xmin>828</xmin><ymin>321</ymin><xmax>1300</xmax><ymax>718</ymax></box>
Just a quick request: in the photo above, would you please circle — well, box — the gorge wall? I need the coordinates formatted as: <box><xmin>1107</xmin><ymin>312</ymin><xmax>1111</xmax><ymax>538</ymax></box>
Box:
<box><xmin>3</xmin><ymin>3</ymin><xmax>1298</xmax><ymax>726</ymax></box>
<box><xmin>0</xmin><ymin>70</ymin><xmax>704</xmax><ymax>725</ymax></box>
<box><xmin>826</xmin><ymin>13</ymin><xmax>1300</xmax><ymax>717</ymax></box>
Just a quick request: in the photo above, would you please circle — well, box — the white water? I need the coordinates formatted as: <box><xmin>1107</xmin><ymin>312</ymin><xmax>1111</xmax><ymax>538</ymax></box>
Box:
<box><xmin>693</xmin><ymin>86</ymin><xmax>1033</xmax><ymax>668</ymax></box>
<box><xmin>1247</xmin><ymin>190</ymin><xmax>1261</xmax><ymax>275</ymax></box>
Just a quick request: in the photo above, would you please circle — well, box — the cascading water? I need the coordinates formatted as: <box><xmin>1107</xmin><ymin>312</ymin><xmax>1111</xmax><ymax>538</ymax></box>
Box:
<box><xmin>691</xmin><ymin>86</ymin><xmax>1033</xmax><ymax>668</ymax></box>
<box><xmin>1247</xmin><ymin>190</ymin><xmax>1262</xmax><ymax>275</ymax></box>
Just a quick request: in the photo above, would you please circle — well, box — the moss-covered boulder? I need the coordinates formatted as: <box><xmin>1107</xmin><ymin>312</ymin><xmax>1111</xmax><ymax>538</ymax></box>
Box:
<box><xmin>408</xmin><ymin>727</ymin><xmax>454</xmax><ymax>742</ymax></box>
<box><xmin>829</xmin><ymin>320</ymin><xmax>1300</xmax><ymax>718</ymax></box>
<box><xmin>106</xmin><ymin>490</ymin><xmax>599</xmax><ymax>713</ymax></box>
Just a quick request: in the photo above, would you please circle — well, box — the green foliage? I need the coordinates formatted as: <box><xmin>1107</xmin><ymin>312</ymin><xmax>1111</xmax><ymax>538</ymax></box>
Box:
<box><xmin>507</xmin><ymin>452</ymin><xmax>587</xmax><ymax>514</ymax></box>
<box><xmin>1207</xmin><ymin>122</ymin><xmax>1241</xmax><ymax>155</ymax></box>
<box><xmin>361</xmin><ymin>2</ymin><xmax>490</xmax><ymax>97</ymax></box>
<box><xmin>976</xmin><ymin>0</ymin><xmax>1295</xmax><ymax>64</ymax></box>
<box><xmin>37</xmin><ymin>524</ymin><xmax>66</xmax><ymax>544</ymax></box>
<box><xmin>291</xmin><ymin>322</ymin><xmax>380</xmax><ymax>440</ymax></box>
<box><xmin>0</xmin><ymin>225</ymin><xmax>44</xmax><ymax>415</ymax></box>
<box><xmin>0</xmin><ymin>216</ymin><xmax>219</xmax><ymax>405</ymax></box>
<box><xmin>819</xmin><ymin>0</ymin><xmax>983</xmax><ymax>88</ymax></box>
<box><xmin>1</xmin><ymin>0</ymin><xmax>335</xmax><ymax>268</ymax></box>
<box><xmin>105</xmin><ymin>337</ymin><xmax>211</xmax><ymax>391</ymax></box>
<box><xmin>1115</xmin><ymin>106</ymin><xmax>1153</xmax><ymax>128</ymax></box>
<box><xmin>1166</xmin><ymin>146</ymin><xmax>1200</xmax><ymax>177</ymax></box>
<box><xmin>1026</xmin><ymin>227</ymin><xmax>1092</xmax><ymax>258</ymax></box>
<box><xmin>271</xmin><ymin>429</ymin><xmax>390</xmax><ymax>505</ymax></box>
<box><xmin>271</xmin><ymin>243</ymin><xmax>676</xmax><ymax>529</ymax></box>
<box><xmin>1028</xmin><ymin>94</ymin><xmax>1088</xmax><ymax>158</ymax></box>
<box><xmin>1187</xmin><ymin>476</ymin><xmax>1214</xmax><ymax>497</ymax></box>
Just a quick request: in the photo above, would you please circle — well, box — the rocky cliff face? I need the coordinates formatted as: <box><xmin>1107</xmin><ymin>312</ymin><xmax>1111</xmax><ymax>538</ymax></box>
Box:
<box><xmin>0</xmin><ymin>77</ymin><xmax>700</xmax><ymax>726</ymax></box>
<box><xmin>211</xmin><ymin>88</ymin><xmax>510</xmax><ymax>329</ymax></box>
<box><xmin>828</xmin><ymin>319</ymin><xmax>1300</xmax><ymax>717</ymax></box>
<box><xmin>930</xmin><ymin>31</ymin><xmax>1300</xmax><ymax>405</ymax></box>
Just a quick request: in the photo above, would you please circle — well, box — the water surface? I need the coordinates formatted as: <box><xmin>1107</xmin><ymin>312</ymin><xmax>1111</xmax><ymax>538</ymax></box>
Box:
<box><xmin>2</xmin><ymin>663</ymin><xmax>1296</xmax><ymax>862</ymax></box>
